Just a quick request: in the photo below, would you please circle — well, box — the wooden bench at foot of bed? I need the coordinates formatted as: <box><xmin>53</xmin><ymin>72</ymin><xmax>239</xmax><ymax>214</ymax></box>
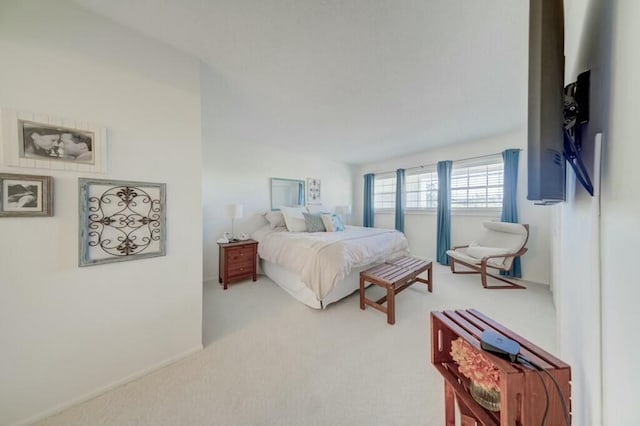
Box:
<box><xmin>359</xmin><ymin>256</ymin><xmax>433</xmax><ymax>325</ymax></box>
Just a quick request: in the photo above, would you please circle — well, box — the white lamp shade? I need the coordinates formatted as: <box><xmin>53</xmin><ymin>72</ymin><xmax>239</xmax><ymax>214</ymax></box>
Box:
<box><xmin>228</xmin><ymin>204</ymin><xmax>243</xmax><ymax>219</ymax></box>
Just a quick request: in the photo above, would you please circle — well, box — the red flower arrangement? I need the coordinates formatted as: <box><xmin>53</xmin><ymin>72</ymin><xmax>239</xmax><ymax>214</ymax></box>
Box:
<box><xmin>450</xmin><ymin>337</ymin><xmax>500</xmax><ymax>392</ymax></box>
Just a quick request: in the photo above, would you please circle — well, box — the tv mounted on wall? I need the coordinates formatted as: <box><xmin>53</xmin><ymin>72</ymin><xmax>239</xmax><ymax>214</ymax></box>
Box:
<box><xmin>527</xmin><ymin>0</ymin><xmax>594</xmax><ymax>204</ymax></box>
<box><xmin>527</xmin><ymin>0</ymin><xmax>566</xmax><ymax>204</ymax></box>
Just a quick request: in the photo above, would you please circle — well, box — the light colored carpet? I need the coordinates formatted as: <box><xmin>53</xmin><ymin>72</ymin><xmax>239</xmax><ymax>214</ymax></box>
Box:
<box><xmin>36</xmin><ymin>264</ymin><xmax>556</xmax><ymax>425</ymax></box>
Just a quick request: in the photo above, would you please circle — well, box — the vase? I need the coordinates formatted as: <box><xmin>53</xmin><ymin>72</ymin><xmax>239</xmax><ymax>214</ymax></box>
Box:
<box><xmin>469</xmin><ymin>380</ymin><xmax>501</xmax><ymax>412</ymax></box>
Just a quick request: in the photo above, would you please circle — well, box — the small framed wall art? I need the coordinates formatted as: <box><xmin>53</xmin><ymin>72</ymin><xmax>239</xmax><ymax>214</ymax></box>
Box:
<box><xmin>307</xmin><ymin>178</ymin><xmax>321</xmax><ymax>204</ymax></box>
<box><xmin>79</xmin><ymin>178</ymin><xmax>166</xmax><ymax>267</ymax></box>
<box><xmin>0</xmin><ymin>173</ymin><xmax>53</xmax><ymax>217</ymax></box>
<box><xmin>1</xmin><ymin>109</ymin><xmax>107</xmax><ymax>173</ymax></box>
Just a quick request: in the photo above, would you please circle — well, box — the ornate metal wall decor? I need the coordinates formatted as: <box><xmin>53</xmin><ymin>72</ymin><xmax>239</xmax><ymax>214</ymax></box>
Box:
<box><xmin>79</xmin><ymin>178</ymin><xmax>166</xmax><ymax>266</ymax></box>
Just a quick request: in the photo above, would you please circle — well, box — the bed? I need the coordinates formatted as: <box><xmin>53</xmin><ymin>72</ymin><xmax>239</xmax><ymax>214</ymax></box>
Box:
<box><xmin>251</xmin><ymin>225</ymin><xmax>410</xmax><ymax>309</ymax></box>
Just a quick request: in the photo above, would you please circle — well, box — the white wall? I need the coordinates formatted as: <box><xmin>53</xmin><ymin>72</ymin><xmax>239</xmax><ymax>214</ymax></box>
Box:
<box><xmin>557</xmin><ymin>0</ymin><xmax>614</xmax><ymax>424</ymax></box>
<box><xmin>601</xmin><ymin>1</ymin><xmax>640</xmax><ymax>424</ymax></box>
<box><xmin>0</xmin><ymin>2</ymin><xmax>203</xmax><ymax>425</ymax></box>
<box><xmin>355</xmin><ymin>131</ymin><xmax>552</xmax><ymax>285</ymax></box>
<box><xmin>201</xmin><ymin>64</ymin><xmax>354</xmax><ymax>283</ymax></box>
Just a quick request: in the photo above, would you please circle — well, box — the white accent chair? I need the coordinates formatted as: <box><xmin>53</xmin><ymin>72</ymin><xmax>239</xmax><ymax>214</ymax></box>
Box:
<box><xmin>446</xmin><ymin>221</ymin><xmax>529</xmax><ymax>289</ymax></box>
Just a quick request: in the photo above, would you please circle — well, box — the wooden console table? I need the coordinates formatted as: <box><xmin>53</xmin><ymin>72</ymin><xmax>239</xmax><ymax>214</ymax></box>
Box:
<box><xmin>430</xmin><ymin>309</ymin><xmax>571</xmax><ymax>425</ymax></box>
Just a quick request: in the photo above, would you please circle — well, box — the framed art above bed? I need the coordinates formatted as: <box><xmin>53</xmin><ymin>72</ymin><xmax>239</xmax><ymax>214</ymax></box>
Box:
<box><xmin>306</xmin><ymin>178</ymin><xmax>321</xmax><ymax>204</ymax></box>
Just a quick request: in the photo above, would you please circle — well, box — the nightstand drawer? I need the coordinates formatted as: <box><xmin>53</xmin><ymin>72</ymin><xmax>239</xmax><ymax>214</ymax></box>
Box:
<box><xmin>226</xmin><ymin>246</ymin><xmax>254</xmax><ymax>263</ymax></box>
<box><xmin>228</xmin><ymin>260</ymin><xmax>255</xmax><ymax>278</ymax></box>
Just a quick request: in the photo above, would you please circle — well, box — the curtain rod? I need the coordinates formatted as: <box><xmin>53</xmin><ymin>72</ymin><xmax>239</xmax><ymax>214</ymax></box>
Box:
<box><xmin>366</xmin><ymin>149</ymin><xmax>522</xmax><ymax>176</ymax></box>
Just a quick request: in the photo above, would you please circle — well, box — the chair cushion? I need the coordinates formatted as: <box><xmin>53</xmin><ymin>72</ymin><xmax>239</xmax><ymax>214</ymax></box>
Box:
<box><xmin>475</xmin><ymin>222</ymin><xmax>527</xmax><ymax>254</ymax></box>
<box><xmin>447</xmin><ymin>248</ymin><xmax>507</xmax><ymax>269</ymax></box>
<box><xmin>447</xmin><ymin>221</ymin><xmax>528</xmax><ymax>274</ymax></box>
<box><xmin>483</xmin><ymin>221</ymin><xmax>528</xmax><ymax>235</ymax></box>
<box><xmin>466</xmin><ymin>245</ymin><xmax>511</xmax><ymax>259</ymax></box>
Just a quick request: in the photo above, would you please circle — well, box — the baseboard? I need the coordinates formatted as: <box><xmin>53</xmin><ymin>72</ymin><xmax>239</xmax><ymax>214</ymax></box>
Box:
<box><xmin>203</xmin><ymin>271</ymin><xmax>264</xmax><ymax>286</ymax></box>
<box><xmin>15</xmin><ymin>344</ymin><xmax>203</xmax><ymax>426</ymax></box>
<box><xmin>203</xmin><ymin>276</ymin><xmax>217</xmax><ymax>285</ymax></box>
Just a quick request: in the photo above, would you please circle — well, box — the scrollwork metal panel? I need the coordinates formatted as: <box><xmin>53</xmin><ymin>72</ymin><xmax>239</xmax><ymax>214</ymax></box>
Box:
<box><xmin>79</xmin><ymin>178</ymin><xmax>166</xmax><ymax>266</ymax></box>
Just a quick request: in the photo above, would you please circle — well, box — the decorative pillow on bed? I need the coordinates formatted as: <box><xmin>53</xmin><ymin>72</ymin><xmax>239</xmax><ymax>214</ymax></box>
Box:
<box><xmin>264</xmin><ymin>210</ymin><xmax>286</xmax><ymax>228</ymax></box>
<box><xmin>320</xmin><ymin>213</ymin><xmax>345</xmax><ymax>232</ymax></box>
<box><xmin>302</xmin><ymin>212</ymin><xmax>326</xmax><ymax>232</ymax></box>
<box><xmin>280</xmin><ymin>206</ymin><xmax>308</xmax><ymax>232</ymax></box>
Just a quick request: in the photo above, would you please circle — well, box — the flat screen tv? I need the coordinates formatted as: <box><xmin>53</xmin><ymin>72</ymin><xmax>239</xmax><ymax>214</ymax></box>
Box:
<box><xmin>527</xmin><ymin>0</ymin><xmax>594</xmax><ymax>203</ymax></box>
<box><xmin>527</xmin><ymin>0</ymin><xmax>566</xmax><ymax>204</ymax></box>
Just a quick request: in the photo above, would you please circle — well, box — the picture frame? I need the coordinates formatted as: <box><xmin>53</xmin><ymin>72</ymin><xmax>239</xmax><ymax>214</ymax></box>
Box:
<box><xmin>79</xmin><ymin>178</ymin><xmax>166</xmax><ymax>267</ymax></box>
<box><xmin>1</xmin><ymin>109</ymin><xmax>107</xmax><ymax>173</ymax></box>
<box><xmin>0</xmin><ymin>173</ymin><xmax>53</xmax><ymax>217</ymax></box>
<box><xmin>307</xmin><ymin>178</ymin><xmax>321</xmax><ymax>205</ymax></box>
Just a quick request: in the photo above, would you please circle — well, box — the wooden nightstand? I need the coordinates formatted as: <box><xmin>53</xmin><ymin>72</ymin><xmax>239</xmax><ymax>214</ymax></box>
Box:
<box><xmin>218</xmin><ymin>239</ymin><xmax>258</xmax><ymax>289</ymax></box>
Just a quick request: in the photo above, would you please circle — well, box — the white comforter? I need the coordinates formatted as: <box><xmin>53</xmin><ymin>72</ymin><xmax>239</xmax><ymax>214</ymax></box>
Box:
<box><xmin>252</xmin><ymin>226</ymin><xmax>410</xmax><ymax>300</ymax></box>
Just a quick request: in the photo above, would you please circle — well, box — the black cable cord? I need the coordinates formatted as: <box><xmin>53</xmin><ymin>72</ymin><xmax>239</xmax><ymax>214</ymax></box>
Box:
<box><xmin>518</xmin><ymin>357</ymin><xmax>549</xmax><ymax>425</ymax></box>
<box><xmin>539</xmin><ymin>367</ymin><xmax>571</xmax><ymax>426</ymax></box>
<box><xmin>516</xmin><ymin>354</ymin><xmax>571</xmax><ymax>426</ymax></box>
<box><xmin>533</xmin><ymin>368</ymin><xmax>550</xmax><ymax>426</ymax></box>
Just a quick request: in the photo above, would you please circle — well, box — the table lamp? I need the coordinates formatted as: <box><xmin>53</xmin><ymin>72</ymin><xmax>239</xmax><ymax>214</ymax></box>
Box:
<box><xmin>228</xmin><ymin>204</ymin><xmax>243</xmax><ymax>241</ymax></box>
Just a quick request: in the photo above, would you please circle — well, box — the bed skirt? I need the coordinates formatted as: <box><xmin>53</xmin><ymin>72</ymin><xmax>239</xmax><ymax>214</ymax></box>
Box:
<box><xmin>260</xmin><ymin>259</ymin><xmax>371</xmax><ymax>309</ymax></box>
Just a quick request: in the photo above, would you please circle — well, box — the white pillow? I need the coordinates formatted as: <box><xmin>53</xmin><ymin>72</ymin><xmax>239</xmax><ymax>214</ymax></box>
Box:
<box><xmin>264</xmin><ymin>210</ymin><xmax>286</xmax><ymax>228</ymax></box>
<box><xmin>280</xmin><ymin>206</ymin><xmax>307</xmax><ymax>232</ymax></box>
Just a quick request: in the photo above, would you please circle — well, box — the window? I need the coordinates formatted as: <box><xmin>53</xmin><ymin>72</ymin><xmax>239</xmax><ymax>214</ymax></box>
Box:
<box><xmin>406</xmin><ymin>168</ymin><xmax>438</xmax><ymax>209</ymax></box>
<box><xmin>374</xmin><ymin>174</ymin><xmax>396</xmax><ymax>210</ymax></box>
<box><xmin>451</xmin><ymin>157</ymin><xmax>503</xmax><ymax>209</ymax></box>
<box><xmin>371</xmin><ymin>155</ymin><xmax>503</xmax><ymax>212</ymax></box>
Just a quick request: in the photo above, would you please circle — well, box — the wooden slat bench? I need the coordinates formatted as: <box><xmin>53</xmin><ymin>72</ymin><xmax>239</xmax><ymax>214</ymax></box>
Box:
<box><xmin>359</xmin><ymin>256</ymin><xmax>432</xmax><ymax>324</ymax></box>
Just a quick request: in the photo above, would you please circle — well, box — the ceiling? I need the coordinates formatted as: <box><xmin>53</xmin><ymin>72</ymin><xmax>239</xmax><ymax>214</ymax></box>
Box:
<box><xmin>73</xmin><ymin>0</ymin><xmax>529</xmax><ymax>165</ymax></box>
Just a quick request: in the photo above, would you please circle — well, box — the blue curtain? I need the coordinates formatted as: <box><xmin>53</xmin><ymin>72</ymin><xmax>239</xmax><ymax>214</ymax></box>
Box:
<box><xmin>436</xmin><ymin>161</ymin><xmax>452</xmax><ymax>265</ymax></box>
<box><xmin>501</xmin><ymin>149</ymin><xmax>522</xmax><ymax>277</ymax></box>
<box><xmin>363</xmin><ymin>173</ymin><xmax>375</xmax><ymax>227</ymax></box>
<box><xmin>395</xmin><ymin>168</ymin><xmax>405</xmax><ymax>232</ymax></box>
